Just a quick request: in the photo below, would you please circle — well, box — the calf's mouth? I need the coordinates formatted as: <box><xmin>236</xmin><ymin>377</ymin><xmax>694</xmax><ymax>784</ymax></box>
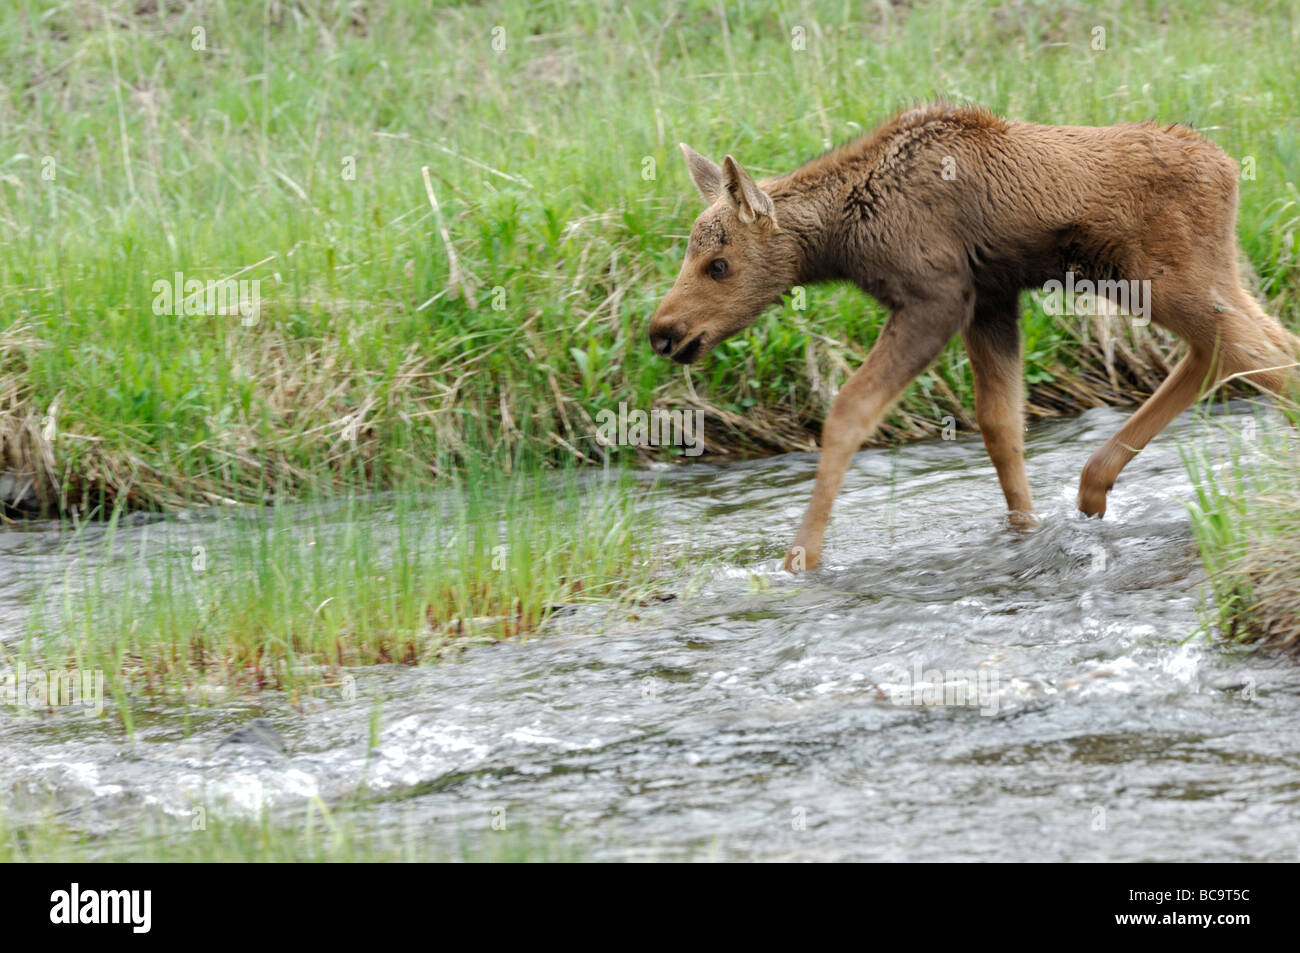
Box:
<box><xmin>672</xmin><ymin>333</ymin><xmax>706</xmax><ymax>364</ymax></box>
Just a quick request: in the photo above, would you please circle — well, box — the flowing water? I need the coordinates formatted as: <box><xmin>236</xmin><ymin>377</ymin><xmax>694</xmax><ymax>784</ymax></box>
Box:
<box><xmin>3</xmin><ymin>404</ymin><xmax>1299</xmax><ymax>861</ymax></box>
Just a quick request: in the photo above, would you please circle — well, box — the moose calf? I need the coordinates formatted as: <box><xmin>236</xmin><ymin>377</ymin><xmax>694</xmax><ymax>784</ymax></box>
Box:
<box><xmin>648</xmin><ymin>104</ymin><xmax>1299</xmax><ymax>572</ymax></box>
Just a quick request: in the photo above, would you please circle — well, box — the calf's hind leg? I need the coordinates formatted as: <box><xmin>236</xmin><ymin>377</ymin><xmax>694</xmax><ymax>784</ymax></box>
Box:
<box><xmin>963</xmin><ymin>292</ymin><xmax>1034</xmax><ymax>522</ymax></box>
<box><xmin>1076</xmin><ymin>348</ymin><xmax>1214</xmax><ymax>517</ymax></box>
<box><xmin>1074</xmin><ymin>274</ymin><xmax>1293</xmax><ymax>517</ymax></box>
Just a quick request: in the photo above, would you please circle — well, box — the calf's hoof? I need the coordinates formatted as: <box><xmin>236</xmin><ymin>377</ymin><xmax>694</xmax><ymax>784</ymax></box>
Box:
<box><xmin>782</xmin><ymin>544</ymin><xmax>819</xmax><ymax>574</ymax></box>
<box><xmin>1076</xmin><ymin>488</ymin><xmax>1108</xmax><ymax>518</ymax></box>
<box><xmin>1007</xmin><ymin>509</ymin><xmax>1042</xmax><ymax>532</ymax></box>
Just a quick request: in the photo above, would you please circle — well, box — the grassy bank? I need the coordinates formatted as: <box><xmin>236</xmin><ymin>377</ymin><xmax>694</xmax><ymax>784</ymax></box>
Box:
<box><xmin>2</xmin><ymin>0</ymin><xmax>1298</xmax><ymax>512</ymax></box>
<box><xmin>1187</xmin><ymin>401</ymin><xmax>1300</xmax><ymax>655</ymax></box>
<box><xmin>16</xmin><ymin>467</ymin><xmax>668</xmax><ymax>706</ymax></box>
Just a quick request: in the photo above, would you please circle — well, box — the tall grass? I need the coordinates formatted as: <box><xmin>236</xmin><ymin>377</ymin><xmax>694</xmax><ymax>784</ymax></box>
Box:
<box><xmin>1186</xmin><ymin>398</ymin><xmax>1300</xmax><ymax>653</ymax></box>
<box><xmin>21</xmin><ymin>465</ymin><xmax>666</xmax><ymax>704</ymax></box>
<box><xmin>2</xmin><ymin>0</ymin><xmax>1297</xmax><ymax>509</ymax></box>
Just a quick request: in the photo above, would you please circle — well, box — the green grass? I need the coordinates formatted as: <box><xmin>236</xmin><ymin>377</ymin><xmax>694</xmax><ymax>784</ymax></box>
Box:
<box><xmin>0</xmin><ymin>804</ymin><xmax>582</xmax><ymax>862</ymax></box>
<box><xmin>18</xmin><ymin>466</ymin><xmax>668</xmax><ymax>707</ymax></box>
<box><xmin>2</xmin><ymin>0</ymin><xmax>1298</xmax><ymax>509</ymax></box>
<box><xmin>1186</xmin><ymin>398</ymin><xmax>1300</xmax><ymax>653</ymax></box>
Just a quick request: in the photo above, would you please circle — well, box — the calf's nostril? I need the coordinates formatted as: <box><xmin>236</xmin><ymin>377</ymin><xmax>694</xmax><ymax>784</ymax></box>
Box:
<box><xmin>650</xmin><ymin>333</ymin><xmax>677</xmax><ymax>356</ymax></box>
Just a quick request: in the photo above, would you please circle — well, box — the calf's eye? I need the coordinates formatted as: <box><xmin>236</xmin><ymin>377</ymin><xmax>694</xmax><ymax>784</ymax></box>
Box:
<box><xmin>708</xmin><ymin>259</ymin><xmax>729</xmax><ymax>280</ymax></box>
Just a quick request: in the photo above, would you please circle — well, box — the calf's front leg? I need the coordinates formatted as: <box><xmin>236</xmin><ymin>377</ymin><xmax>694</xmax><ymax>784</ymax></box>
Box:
<box><xmin>784</xmin><ymin>294</ymin><xmax>971</xmax><ymax>572</ymax></box>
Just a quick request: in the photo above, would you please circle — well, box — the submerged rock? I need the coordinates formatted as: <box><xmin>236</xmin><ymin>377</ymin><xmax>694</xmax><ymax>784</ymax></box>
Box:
<box><xmin>217</xmin><ymin>718</ymin><xmax>288</xmax><ymax>756</ymax></box>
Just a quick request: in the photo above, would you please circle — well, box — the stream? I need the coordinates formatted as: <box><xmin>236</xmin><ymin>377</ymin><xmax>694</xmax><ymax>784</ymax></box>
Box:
<box><xmin>2</xmin><ymin>404</ymin><xmax>1299</xmax><ymax>861</ymax></box>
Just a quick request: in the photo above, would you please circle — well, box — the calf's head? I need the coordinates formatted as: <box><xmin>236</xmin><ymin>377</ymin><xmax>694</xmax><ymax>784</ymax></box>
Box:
<box><xmin>648</xmin><ymin>145</ymin><xmax>798</xmax><ymax>364</ymax></box>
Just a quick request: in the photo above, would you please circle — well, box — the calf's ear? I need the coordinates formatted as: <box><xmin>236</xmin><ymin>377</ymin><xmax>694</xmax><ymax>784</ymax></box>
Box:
<box><xmin>721</xmin><ymin>155</ymin><xmax>774</xmax><ymax>225</ymax></box>
<box><xmin>680</xmin><ymin>143</ymin><xmax>723</xmax><ymax>202</ymax></box>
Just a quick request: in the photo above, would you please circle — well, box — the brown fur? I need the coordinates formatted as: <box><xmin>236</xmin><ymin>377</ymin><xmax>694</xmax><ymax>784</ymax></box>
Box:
<box><xmin>648</xmin><ymin>104</ymin><xmax>1300</xmax><ymax>572</ymax></box>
